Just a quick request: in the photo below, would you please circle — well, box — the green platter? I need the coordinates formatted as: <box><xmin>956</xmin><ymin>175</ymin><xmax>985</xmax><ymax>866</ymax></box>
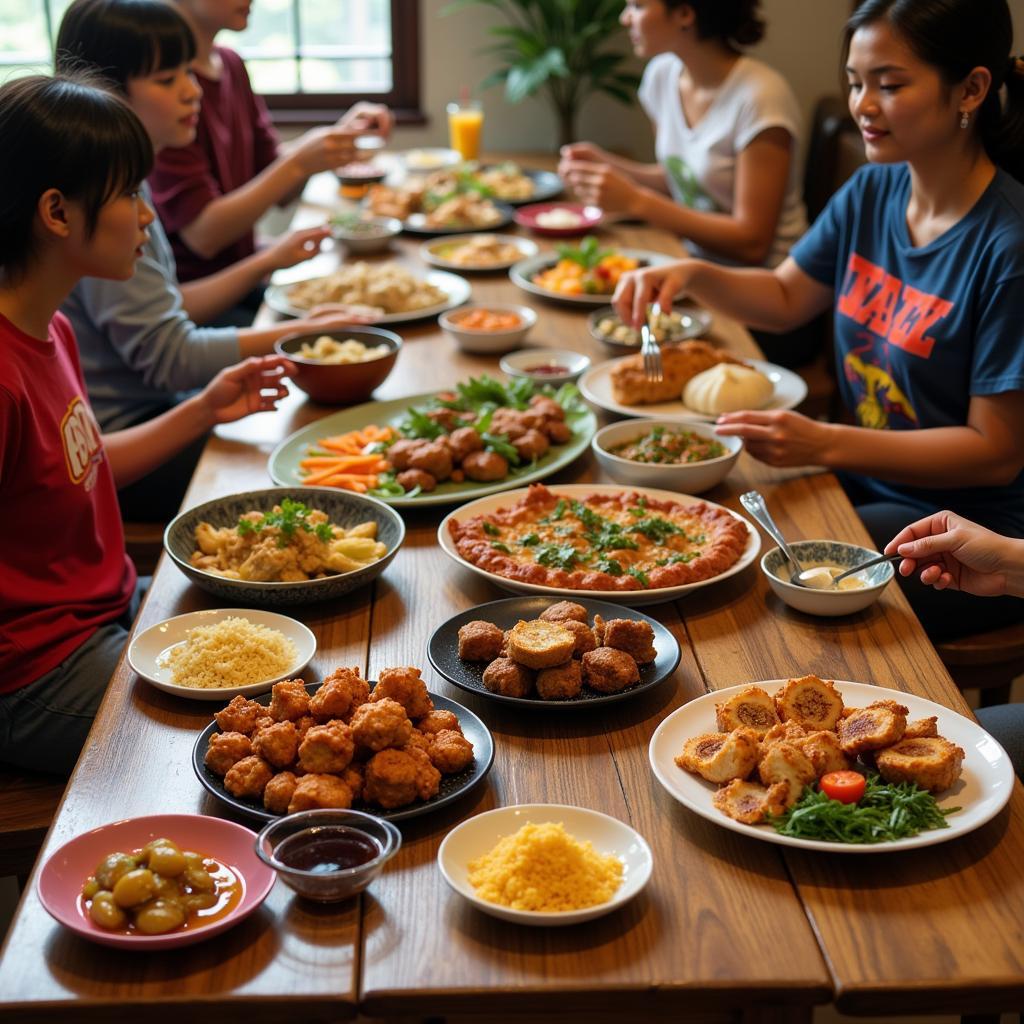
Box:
<box><xmin>268</xmin><ymin>393</ymin><xmax>597</xmax><ymax>508</ymax></box>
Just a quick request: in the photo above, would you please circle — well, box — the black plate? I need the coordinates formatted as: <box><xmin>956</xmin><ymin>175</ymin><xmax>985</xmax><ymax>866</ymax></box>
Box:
<box><xmin>427</xmin><ymin>597</ymin><xmax>681</xmax><ymax>708</ymax></box>
<box><xmin>401</xmin><ymin>201</ymin><xmax>516</xmax><ymax>236</ymax></box>
<box><xmin>191</xmin><ymin>683</ymin><xmax>494</xmax><ymax>823</ymax></box>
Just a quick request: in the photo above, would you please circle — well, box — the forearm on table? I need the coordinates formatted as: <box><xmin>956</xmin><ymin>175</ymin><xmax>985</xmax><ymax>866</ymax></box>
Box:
<box><xmin>609</xmin><ymin>157</ymin><xmax>669</xmax><ymax>193</ymax></box>
<box><xmin>179</xmin><ymin>158</ymin><xmax>306</xmax><ymax>259</ymax></box>
<box><xmin>103</xmin><ymin>393</ymin><xmax>214</xmax><ymax>488</ymax></box>
<box><xmin>179</xmin><ymin>252</ymin><xmax>272</xmax><ymax>324</ymax></box>
<box><xmin>237</xmin><ymin>322</ymin><xmax>304</xmax><ymax>358</ymax></box>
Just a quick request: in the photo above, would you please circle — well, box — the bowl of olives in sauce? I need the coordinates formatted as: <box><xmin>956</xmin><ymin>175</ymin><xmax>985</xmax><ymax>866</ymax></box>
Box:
<box><xmin>256</xmin><ymin>809</ymin><xmax>401</xmax><ymax>902</ymax></box>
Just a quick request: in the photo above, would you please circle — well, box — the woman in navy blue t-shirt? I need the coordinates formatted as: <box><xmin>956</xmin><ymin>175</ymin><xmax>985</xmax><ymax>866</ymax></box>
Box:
<box><xmin>614</xmin><ymin>0</ymin><xmax>1024</xmax><ymax>639</ymax></box>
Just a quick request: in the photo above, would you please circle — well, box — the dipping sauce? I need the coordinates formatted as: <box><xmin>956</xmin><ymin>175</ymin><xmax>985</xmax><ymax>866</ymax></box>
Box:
<box><xmin>453</xmin><ymin>308</ymin><xmax>522</xmax><ymax>332</ymax></box>
<box><xmin>797</xmin><ymin>565</ymin><xmax>868</xmax><ymax>591</ymax></box>
<box><xmin>276</xmin><ymin>826</ymin><xmax>382</xmax><ymax>874</ymax></box>
<box><xmin>524</xmin><ymin>363</ymin><xmax>570</xmax><ymax>375</ymax></box>
<box><xmin>608</xmin><ymin>426</ymin><xmax>726</xmax><ymax>464</ymax></box>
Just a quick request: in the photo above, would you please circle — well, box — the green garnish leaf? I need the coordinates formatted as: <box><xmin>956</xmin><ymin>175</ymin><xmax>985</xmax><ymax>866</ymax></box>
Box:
<box><xmin>482</xmin><ymin>521</ymin><xmax>500</xmax><ymax>537</ymax></box>
<box><xmin>520</xmin><ymin>533</ymin><xmax>540</xmax><ymax>546</ymax></box>
<box><xmin>490</xmin><ymin>541</ymin><xmax>512</xmax><ymax>554</ymax></box>
<box><xmin>235</xmin><ymin>499</ymin><xmax>331</xmax><ymax>548</ymax></box>
<box><xmin>626</xmin><ymin>566</ymin><xmax>651</xmax><ymax>587</ymax></box>
<box><xmin>534</xmin><ymin>543</ymin><xmax>581</xmax><ymax>571</ymax></box>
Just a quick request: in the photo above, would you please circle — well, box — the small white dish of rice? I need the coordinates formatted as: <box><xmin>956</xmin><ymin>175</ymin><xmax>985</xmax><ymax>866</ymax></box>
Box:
<box><xmin>128</xmin><ymin>608</ymin><xmax>316</xmax><ymax>701</ymax></box>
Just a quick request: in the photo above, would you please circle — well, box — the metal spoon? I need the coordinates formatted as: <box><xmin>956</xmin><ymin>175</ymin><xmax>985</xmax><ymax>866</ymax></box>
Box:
<box><xmin>832</xmin><ymin>553</ymin><xmax>901</xmax><ymax>585</ymax></box>
<box><xmin>738</xmin><ymin>491</ymin><xmax>810</xmax><ymax>583</ymax></box>
<box><xmin>794</xmin><ymin>553</ymin><xmax>902</xmax><ymax>589</ymax></box>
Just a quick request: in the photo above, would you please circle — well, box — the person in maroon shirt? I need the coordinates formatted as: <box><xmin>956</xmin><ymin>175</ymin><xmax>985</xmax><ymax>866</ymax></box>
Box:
<box><xmin>152</xmin><ymin>0</ymin><xmax>392</xmax><ymax>291</ymax></box>
<box><xmin>0</xmin><ymin>74</ymin><xmax>293</xmax><ymax>775</ymax></box>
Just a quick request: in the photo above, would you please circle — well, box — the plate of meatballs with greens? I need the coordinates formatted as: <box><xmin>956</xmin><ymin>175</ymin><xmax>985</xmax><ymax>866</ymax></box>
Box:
<box><xmin>428</xmin><ymin>597</ymin><xmax>681</xmax><ymax>708</ymax></box>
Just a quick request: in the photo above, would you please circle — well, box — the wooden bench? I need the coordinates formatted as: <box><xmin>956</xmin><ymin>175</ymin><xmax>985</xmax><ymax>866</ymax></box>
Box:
<box><xmin>936</xmin><ymin>621</ymin><xmax>1024</xmax><ymax>708</ymax></box>
<box><xmin>0</xmin><ymin>769</ymin><xmax>65</xmax><ymax>883</ymax></box>
<box><xmin>123</xmin><ymin>521</ymin><xmax>164</xmax><ymax>576</ymax></box>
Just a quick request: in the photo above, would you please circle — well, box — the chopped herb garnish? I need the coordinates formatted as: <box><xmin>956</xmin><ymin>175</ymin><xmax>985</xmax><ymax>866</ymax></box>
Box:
<box><xmin>534</xmin><ymin>543</ymin><xmax>581</xmax><ymax>571</ymax></box>
<box><xmin>520</xmin><ymin>533</ymin><xmax>540</xmax><ymax>546</ymax></box>
<box><xmin>594</xmin><ymin>557</ymin><xmax>624</xmax><ymax>576</ymax></box>
<box><xmin>626</xmin><ymin>566</ymin><xmax>651</xmax><ymax>587</ymax></box>
<box><xmin>236</xmin><ymin>499</ymin><xmax>333</xmax><ymax>548</ymax></box>
<box><xmin>490</xmin><ymin>541</ymin><xmax>512</xmax><ymax>554</ymax></box>
<box><xmin>655</xmin><ymin>552</ymin><xmax>698</xmax><ymax>566</ymax></box>
<box><xmin>482</xmin><ymin>521</ymin><xmax>500</xmax><ymax>537</ymax></box>
<box><xmin>629</xmin><ymin>516</ymin><xmax>683</xmax><ymax>545</ymax></box>
<box><xmin>540</xmin><ymin>499</ymin><xmax>568</xmax><ymax>523</ymax></box>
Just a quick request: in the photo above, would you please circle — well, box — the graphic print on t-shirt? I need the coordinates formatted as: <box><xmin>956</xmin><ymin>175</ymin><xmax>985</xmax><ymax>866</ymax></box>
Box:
<box><xmin>836</xmin><ymin>252</ymin><xmax>956</xmax><ymax>429</ymax></box>
<box><xmin>61</xmin><ymin>396</ymin><xmax>103</xmax><ymax>492</ymax></box>
<box><xmin>666</xmin><ymin>156</ymin><xmax>717</xmax><ymax>211</ymax></box>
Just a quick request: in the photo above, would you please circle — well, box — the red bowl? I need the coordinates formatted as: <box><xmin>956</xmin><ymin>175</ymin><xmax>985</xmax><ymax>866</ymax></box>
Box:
<box><xmin>37</xmin><ymin>813</ymin><xmax>275</xmax><ymax>950</ymax></box>
<box><xmin>514</xmin><ymin>202</ymin><xmax>603</xmax><ymax>238</ymax></box>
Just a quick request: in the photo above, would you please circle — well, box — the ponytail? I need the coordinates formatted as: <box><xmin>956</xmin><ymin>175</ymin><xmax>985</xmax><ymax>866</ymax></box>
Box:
<box><xmin>986</xmin><ymin>57</ymin><xmax>1024</xmax><ymax>182</ymax></box>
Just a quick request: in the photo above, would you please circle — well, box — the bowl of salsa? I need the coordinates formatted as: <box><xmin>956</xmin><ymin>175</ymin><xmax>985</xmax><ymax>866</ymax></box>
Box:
<box><xmin>593</xmin><ymin>420</ymin><xmax>742</xmax><ymax>493</ymax></box>
<box><xmin>439</xmin><ymin>303</ymin><xmax>537</xmax><ymax>354</ymax></box>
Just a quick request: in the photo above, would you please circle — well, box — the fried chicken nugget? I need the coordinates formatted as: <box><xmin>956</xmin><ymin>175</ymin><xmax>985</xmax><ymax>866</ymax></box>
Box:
<box><xmin>223</xmin><ymin>755</ymin><xmax>274</xmax><ymax>799</ymax></box>
<box><xmin>372</xmin><ymin>666</ymin><xmax>434</xmax><ymax>719</ymax></box>
<box><xmin>297</xmin><ymin>721</ymin><xmax>355</xmax><ymax>773</ymax></box>
<box><xmin>341</xmin><ymin>763</ymin><xmax>364</xmax><ymax>802</ymax></box>
<box><xmin>364</xmin><ymin>748</ymin><xmax>440</xmax><ymax>809</ymax></box>
<box><xmin>676</xmin><ymin>727</ymin><xmax>760</xmax><ymax>783</ymax></box>
<box><xmin>538</xmin><ymin>601</ymin><xmax>589</xmax><ymax>624</ymax></box>
<box><xmin>601</xmin><ymin>619</ymin><xmax>657</xmax><ymax>664</ymax></box>
<box><xmin>581</xmin><ymin>647</ymin><xmax>640</xmax><ymax>693</ymax></box>
<box><xmin>506</xmin><ymin>619</ymin><xmax>576</xmax><ymax>669</ymax></box>
<box><xmin>715</xmin><ymin>686</ymin><xmax>781</xmax><ymax>739</ymax></box>
<box><xmin>904</xmin><ymin>716</ymin><xmax>939</xmax><ymax>740</ymax></box>
<box><xmin>457</xmin><ymin>620</ymin><xmax>505</xmax><ymax>662</ymax></box>
<box><xmin>287</xmin><ymin>773</ymin><xmax>354</xmax><ymax>813</ymax></box>
<box><xmin>560</xmin><ymin>619</ymin><xmax>597</xmax><ymax>658</ymax></box>
<box><xmin>775</xmin><ymin>675</ymin><xmax>844</xmax><ymax>731</ymax></box>
<box><xmin>252</xmin><ymin>720</ymin><xmax>299</xmax><ymax>769</ymax></box>
<box><xmin>875</xmin><ymin>736</ymin><xmax>965</xmax><ymax>793</ymax></box>
<box><xmin>263</xmin><ymin>771</ymin><xmax>299</xmax><ymax>814</ymax></box>
<box><xmin>793</xmin><ymin>730</ymin><xmax>851</xmax><ymax>777</ymax></box>
<box><xmin>417</xmin><ymin>709</ymin><xmax>461</xmax><ymax>736</ymax></box>
<box><xmin>204</xmin><ymin>731</ymin><xmax>252</xmax><ymax>776</ymax></box>
<box><xmin>713</xmin><ymin>779</ymin><xmax>790</xmax><ymax>824</ymax></box>
<box><xmin>349</xmin><ymin>697</ymin><xmax>413</xmax><ymax>751</ymax></box>
<box><xmin>429</xmin><ymin>729</ymin><xmax>475</xmax><ymax>774</ymax></box>
<box><xmin>757</xmin><ymin>742</ymin><xmax>817</xmax><ymax>807</ymax></box>
<box><xmin>837</xmin><ymin>700</ymin><xmax>908</xmax><ymax>756</ymax></box>
<box><xmin>310</xmin><ymin>675</ymin><xmax>356</xmax><ymax>722</ymax></box>
<box><xmin>535</xmin><ymin>660</ymin><xmax>583</xmax><ymax>700</ymax></box>
<box><xmin>318</xmin><ymin>666</ymin><xmax>370</xmax><ymax>716</ymax></box>
<box><xmin>214</xmin><ymin>695</ymin><xmax>267</xmax><ymax>736</ymax></box>
<box><xmin>482</xmin><ymin>657</ymin><xmax>534</xmax><ymax>698</ymax></box>
<box><xmin>268</xmin><ymin>679</ymin><xmax>311</xmax><ymax>722</ymax></box>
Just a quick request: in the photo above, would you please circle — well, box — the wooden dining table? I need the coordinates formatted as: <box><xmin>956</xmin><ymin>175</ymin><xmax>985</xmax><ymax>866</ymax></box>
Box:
<box><xmin>1</xmin><ymin>160</ymin><xmax>1022</xmax><ymax>1024</ymax></box>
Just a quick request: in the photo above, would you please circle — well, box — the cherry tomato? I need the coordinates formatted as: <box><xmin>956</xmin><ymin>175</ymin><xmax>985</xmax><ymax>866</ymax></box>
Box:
<box><xmin>819</xmin><ymin>770</ymin><xmax>866</xmax><ymax>804</ymax></box>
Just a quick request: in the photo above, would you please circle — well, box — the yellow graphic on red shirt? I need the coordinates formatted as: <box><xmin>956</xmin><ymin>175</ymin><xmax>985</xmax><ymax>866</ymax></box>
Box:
<box><xmin>61</xmin><ymin>396</ymin><xmax>103</xmax><ymax>491</ymax></box>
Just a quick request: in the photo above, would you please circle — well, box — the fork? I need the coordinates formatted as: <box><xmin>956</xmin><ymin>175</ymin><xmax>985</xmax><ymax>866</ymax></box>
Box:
<box><xmin>640</xmin><ymin>301</ymin><xmax>664</xmax><ymax>384</ymax></box>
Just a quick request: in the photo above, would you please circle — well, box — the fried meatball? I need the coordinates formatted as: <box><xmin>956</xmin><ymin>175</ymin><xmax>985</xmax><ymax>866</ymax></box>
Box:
<box><xmin>481</xmin><ymin>657</ymin><xmax>534</xmax><ymax>698</ymax></box>
<box><xmin>775</xmin><ymin>675</ymin><xmax>844</xmax><ymax>731</ymax></box>
<box><xmin>876</xmin><ymin>736</ymin><xmax>965</xmax><ymax>793</ymax></box>
<box><xmin>715</xmin><ymin>686</ymin><xmax>781</xmax><ymax>739</ymax></box>
<box><xmin>488</xmin><ymin>408</ymin><xmax>532</xmax><ymax>439</ymax></box>
<box><xmin>204</xmin><ymin>731</ymin><xmax>252</xmax><ymax>777</ymax></box>
<box><xmin>429</xmin><ymin>729</ymin><xmax>475</xmax><ymax>774</ymax></box>
<box><xmin>364</xmin><ymin>748</ymin><xmax>440</xmax><ymax>809</ymax></box>
<box><xmin>297</xmin><ymin>721</ymin><xmax>356</xmax><ymax>773</ymax></box>
<box><xmin>252</xmin><ymin>720</ymin><xmax>299</xmax><ymax>769</ymax></box>
<box><xmin>263</xmin><ymin>771</ymin><xmax>299</xmax><ymax>814</ymax></box>
<box><xmin>387</xmin><ymin>438</ymin><xmax>428</xmax><ymax>471</ymax></box>
<box><xmin>294</xmin><ymin>714</ymin><xmax>317</xmax><ymax>740</ymax></box>
<box><xmin>528</xmin><ymin>394</ymin><xmax>565</xmax><ymax>422</ymax></box>
<box><xmin>403</xmin><ymin>730</ymin><xmax>431</xmax><ymax>756</ymax></box>
<box><xmin>223</xmin><ymin>755</ymin><xmax>274</xmax><ymax>799</ymax></box>
<box><xmin>535</xmin><ymin>660</ymin><xmax>583</xmax><ymax>700</ymax></box>
<box><xmin>538</xmin><ymin>601</ymin><xmax>588</xmax><ymax>624</ymax></box>
<box><xmin>320</xmin><ymin>666</ymin><xmax>371</xmax><ymax>716</ymax></box>
<box><xmin>561</xmin><ymin>619</ymin><xmax>597</xmax><ymax>657</ymax></box>
<box><xmin>581</xmin><ymin>647</ymin><xmax>640</xmax><ymax>693</ymax></box>
<box><xmin>417</xmin><ymin>709</ymin><xmax>461</xmax><ymax>736</ymax></box>
<box><xmin>544</xmin><ymin>419</ymin><xmax>572</xmax><ymax>444</ymax></box>
<box><xmin>602</xmin><ymin>619</ymin><xmax>657</xmax><ymax>664</ymax></box>
<box><xmin>448</xmin><ymin>425</ymin><xmax>484</xmax><ymax>462</ymax></box>
<box><xmin>676</xmin><ymin>728</ymin><xmax>760</xmax><ymax>784</ymax></box>
<box><xmin>512</xmin><ymin>429</ymin><xmax>550</xmax><ymax>461</ymax></box>
<box><xmin>457</xmin><ymin>620</ymin><xmax>505</xmax><ymax>662</ymax></box>
<box><xmin>461</xmin><ymin>450</ymin><xmax>509</xmax><ymax>482</ymax></box>
<box><xmin>372</xmin><ymin>666</ymin><xmax>434</xmax><ymax>719</ymax></box>
<box><xmin>506</xmin><ymin>619</ymin><xmax>575</xmax><ymax>669</ymax></box>
<box><xmin>341</xmin><ymin>763</ymin><xmax>364</xmax><ymax>802</ymax></box>
<box><xmin>287</xmin><ymin>773</ymin><xmax>354</xmax><ymax>813</ymax></box>
<box><xmin>268</xmin><ymin>679</ymin><xmax>311</xmax><ymax>722</ymax></box>
<box><xmin>396</xmin><ymin>468</ymin><xmax>437</xmax><ymax>493</ymax></box>
<box><xmin>214</xmin><ymin>695</ymin><xmax>267</xmax><ymax>736</ymax></box>
<box><xmin>837</xmin><ymin>701</ymin><xmax>908</xmax><ymax>756</ymax></box>
<box><xmin>310</xmin><ymin>675</ymin><xmax>358</xmax><ymax>722</ymax></box>
<box><xmin>408</xmin><ymin>440</ymin><xmax>453</xmax><ymax>481</ymax></box>
<box><xmin>350</xmin><ymin>697</ymin><xmax>413</xmax><ymax>752</ymax></box>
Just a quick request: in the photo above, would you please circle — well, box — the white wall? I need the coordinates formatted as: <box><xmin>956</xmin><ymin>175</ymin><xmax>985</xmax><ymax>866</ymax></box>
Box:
<box><xmin>394</xmin><ymin>0</ymin><xmax>1024</xmax><ymax>161</ymax></box>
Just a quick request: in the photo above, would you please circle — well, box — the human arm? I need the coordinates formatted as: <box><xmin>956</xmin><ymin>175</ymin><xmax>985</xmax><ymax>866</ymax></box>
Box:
<box><xmin>179</xmin><ymin>226</ymin><xmax>331</xmax><ymax>324</ymax></box>
<box><xmin>102</xmin><ymin>356</ymin><xmax>291</xmax><ymax>488</ymax></box>
<box><xmin>883</xmin><ymin>510</ymin><xmax>1024</xmax><ymax>597</ymax></box>
<box><xmin>558</xmin><ymin>142</ymin><xmax>670</xmax><ymax>194</ymax></box>
<box><xmin>235</xmin><ymin>305</ymin><xmax>380</xmax><ymax>358</ymax></box>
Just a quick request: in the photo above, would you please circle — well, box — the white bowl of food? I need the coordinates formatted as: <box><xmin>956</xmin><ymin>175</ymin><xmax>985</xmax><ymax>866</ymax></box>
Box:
<box><xmin>403</xmin><ymin>147</ymin><xmax>462</xmax><ymax>172</ymax></box>
<box><xmin>761</xmin><ymin>539</ymin><xmax>895</xmax><ymax>617</ymax></box>
<box><xmin>329</xmin><ymin>213</ymin><xmax>402</xmax><ymax>255</ymax></box>
<box><xmin>439</xmin><ymin>304</ymin><xmax>537</xmax><ymax>354</ymax></box>
<box><xmin>499</xmin><ymin>348</ymin><xmax>590</xmax><ymax>385</ymax></box>
<box><xmin>592</xmin><ymin>420</ymin><xmax>742</xmax><ymax>493</ymax></box>
<box><xmin>437</xmin><ymin>803</ymin><xmax>652</xmax><ymax>926</ymax></box>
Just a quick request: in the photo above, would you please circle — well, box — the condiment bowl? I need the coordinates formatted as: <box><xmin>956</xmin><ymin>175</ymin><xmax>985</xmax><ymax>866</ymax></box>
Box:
<box><xmin>499</xmin><ymin>348</ymin><xmax>591</xmax><ymax>385</ymax></box>
<box><xmin>761</xmin><ymin>539</ymin><xmax>895</xmax><ymax>617</ymax></box>
<box><xmin>514</xmin><ymin>202</ymin><xmax>603</xmax><ymax>238</ymax></box>
<box><xmin>587</xmin><ymin>304</ymin><xmax>713</xmax><ymax>353</ymax></box>
<box><xmin>275</xmin><ymin>326</ymin><xmax>402</xmax><ymax>405</ymax></box>
<box><xmin>329</xmin><ymin>215</ymin><xmax>402</xmax><ymax>255</ymax></box>
<box><xmin>592</xmin><ymin>420</ymin><xmax>742</xmax><ymax>493</ymax></box>
<box><xmin>255</xmin><ymin>809</ymin><xmax>401</xmax><ymax>902</ymax></box>
<box><xmin>437</xmin><ymin>803</ymin><xmax>652</xmax><ymax>926</ymax></box>
<box><xmin>439</xmin><ymin>303</ymin><xmax>537</xmax><ymax>354</ymax></box>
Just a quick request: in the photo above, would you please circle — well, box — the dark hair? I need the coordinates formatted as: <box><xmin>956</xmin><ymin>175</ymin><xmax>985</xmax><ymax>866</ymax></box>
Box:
<box><xmin>0</xmin><ymin>74</ymin><xmax>153</xmax><ymax>279</ymax></box>
<box><xmin>664</xmin><ymin>0</ymin><xmax>765</xmax><ymax>49</ymax></box>
<box><xmin>845</xmin><ymin>0</ymin><xmax>1024</xmax><ymax>181</ymax></box>
<box><xmin>55</xmin><ymin>0</ymin><xmax>196</xmax><ymax>93</ymax></box>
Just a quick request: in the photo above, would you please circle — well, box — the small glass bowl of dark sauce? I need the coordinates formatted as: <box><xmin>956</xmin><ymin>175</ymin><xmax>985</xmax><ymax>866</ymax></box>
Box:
<box><xmin>255</xmin><ymin>810</ymin><xmax>401</xmax><ymax>902</ymax></box>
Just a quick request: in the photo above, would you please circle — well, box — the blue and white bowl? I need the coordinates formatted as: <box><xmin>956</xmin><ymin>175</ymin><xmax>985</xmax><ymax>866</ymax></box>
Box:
<box><xmin>761</xmin><ymin>539</ymin><xmax>894</xmax><ymax>617</ymax></box>
<box><xmin>165</xmin><ymin>487</ymin><xmax>404</xmax><ymax>606</ymax></box>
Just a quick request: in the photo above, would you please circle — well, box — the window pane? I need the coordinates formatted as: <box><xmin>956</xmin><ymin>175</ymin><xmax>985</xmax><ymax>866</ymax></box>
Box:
<box><xmin>0</xmin><ymin>0</ymin><xmax>49</xmax><ymax>69</ymax></box>
<box><xmin>244</xmin><ymin>57</ymin><xmax>299</xmax><ymax>95</ymax></box>
<box><xmin>234</xmin><ymin>0</ymin><xmax>295</xmax><ymax>60</ymax></box>
<box><xmin>299</xmin><ymin>57</ymin><xmax>391</xmax><ymax>94</ymax></box>
<box><xmin>298</xmin><ymin>0</ymin><xmax>389</xmax><ymax>51</ymax></box>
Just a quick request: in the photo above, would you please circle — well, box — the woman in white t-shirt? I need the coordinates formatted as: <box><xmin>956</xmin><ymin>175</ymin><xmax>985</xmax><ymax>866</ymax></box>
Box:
<box><xmin>559</xmin><ymin>0</ymin><xmax>814</xmax><ymax>363</ymax></box>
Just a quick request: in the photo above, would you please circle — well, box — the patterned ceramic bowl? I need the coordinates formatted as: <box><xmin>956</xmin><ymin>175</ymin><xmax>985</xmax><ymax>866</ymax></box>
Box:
<box><xmin>164</xmin><ymin>487</ymin><xmax>405</xmax><ymax>606</ymax></box>
<box><xmin>760</xmin><ymin>539</ymin><xmax>894</xmax><ymax>617</ymax></box>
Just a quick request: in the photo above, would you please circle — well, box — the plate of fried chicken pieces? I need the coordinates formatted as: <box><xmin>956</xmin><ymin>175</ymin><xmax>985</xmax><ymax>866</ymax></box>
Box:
<box><xmin>649</xmin><ymin>675</ymin><xmax>1014</xmax><ymax>851</ymax></box>
<box><xmin>192</xmin><ymin>666</ymin><xmax>494</xmax><ymax>822</ymax></box>
<box><xmin>429</xmin><ymin>597</ymin><xmax>681</xmax><ymax>707</ymax></box>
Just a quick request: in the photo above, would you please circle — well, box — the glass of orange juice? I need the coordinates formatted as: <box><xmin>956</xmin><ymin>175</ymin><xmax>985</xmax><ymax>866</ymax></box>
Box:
<box><xmin>447</xmin><ymin>99</ymin><xmax>483</xmax><ymax>161</ymax></box>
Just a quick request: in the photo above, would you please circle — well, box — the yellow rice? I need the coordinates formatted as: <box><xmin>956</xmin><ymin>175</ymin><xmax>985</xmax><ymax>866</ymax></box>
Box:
<box><xmin>164</xmin><ymin>616</ymin><xmax>296</xmax><ymax>688</ymax></box>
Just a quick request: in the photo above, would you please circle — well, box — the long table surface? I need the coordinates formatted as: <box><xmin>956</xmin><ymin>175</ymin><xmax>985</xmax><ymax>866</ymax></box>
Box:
<box><xmin>1</xmin><ymin>164</ymin><xmax>1022</xmax><ymax>1023</ymax></box>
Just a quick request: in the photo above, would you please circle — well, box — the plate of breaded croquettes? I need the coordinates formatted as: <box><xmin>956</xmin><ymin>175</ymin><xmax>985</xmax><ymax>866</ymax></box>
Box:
<box><xmin>649</xmin><ymin>675</ymin><xmax>1013</xmax><ymax>851</ymax></box>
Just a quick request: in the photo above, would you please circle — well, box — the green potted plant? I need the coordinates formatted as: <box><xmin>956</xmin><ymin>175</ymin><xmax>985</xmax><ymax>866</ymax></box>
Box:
<box><xmin>443</xmin><ymin>0</ymin><xmax>640</xmax><ymax>147</ymax></box>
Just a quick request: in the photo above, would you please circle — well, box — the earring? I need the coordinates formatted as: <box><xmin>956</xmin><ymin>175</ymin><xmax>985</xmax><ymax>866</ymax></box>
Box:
<box><xmin>960</xmin><ymin>110</ymin><xmax>970</xmax><ymax>129</ymax></box>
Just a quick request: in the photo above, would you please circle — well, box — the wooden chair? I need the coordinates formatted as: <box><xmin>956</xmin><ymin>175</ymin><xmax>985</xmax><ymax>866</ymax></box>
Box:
<box><xmin>123</xmin><ymin>521</ymin><xmax>165</xmax><ymax>576</ymax></box>
<box><xmin>936</xmin><ymin>622</ymin><xmax>1024</xmax><ymax>708</ymax></box>
<box><xmin>0</xmin><ymin>769</ymin><xmax>65</xmax><ymax>884</ymax></box>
